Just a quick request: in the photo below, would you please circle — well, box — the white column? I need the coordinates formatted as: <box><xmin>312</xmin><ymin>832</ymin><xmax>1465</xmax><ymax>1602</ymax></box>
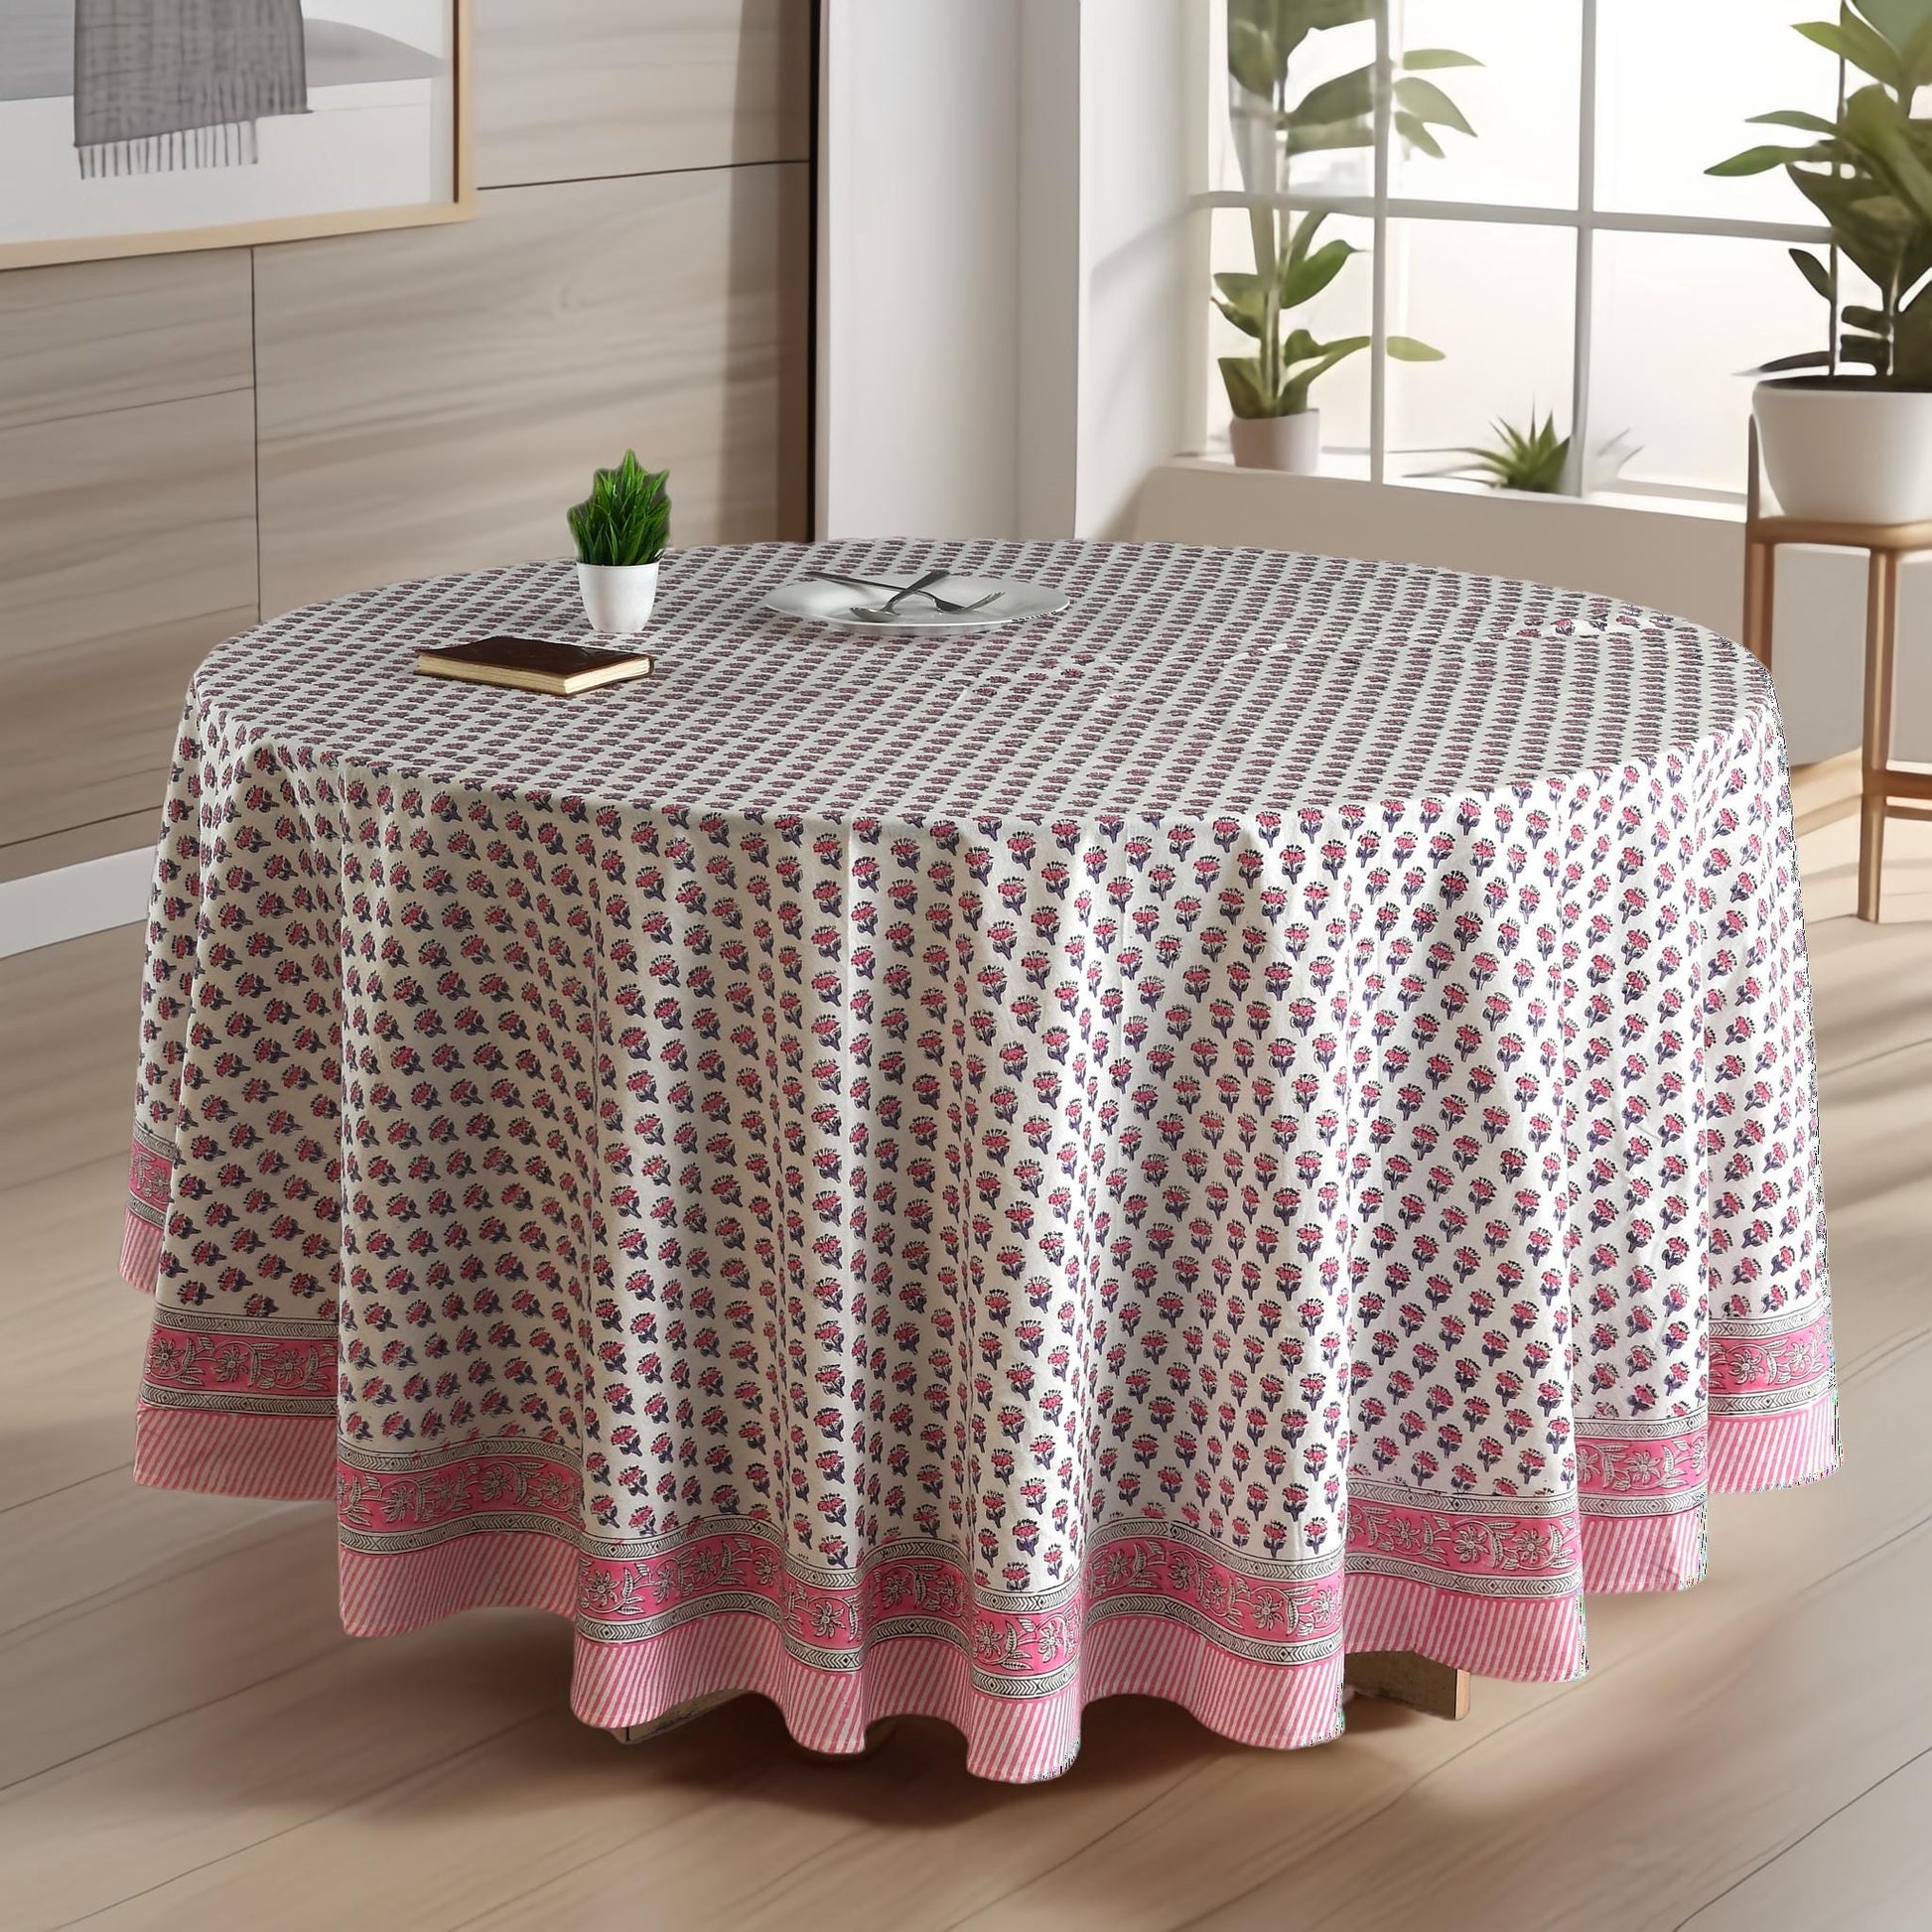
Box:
<box><xmin>815</xmin><ymin>0</ymin><xmax>1025</xmax><ymax>538</ymax></box>
<box><xmin>816</xmin><ymin>0</ymin><xmax>1200</xmax><ymax>543</ymax></box>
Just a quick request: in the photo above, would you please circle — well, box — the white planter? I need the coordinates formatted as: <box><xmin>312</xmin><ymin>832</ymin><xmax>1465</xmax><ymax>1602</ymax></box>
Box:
<box><xmin>1229</xmin><ymin>409</ymin><xmax>1321</xmax><ymax>475</ymax></box>
<box><xmin>1753</xmin><ymin>379</ymin><xmax>1932</xmax><ymax>525</ymax></box>
<box><xmin>577</xmin><ymin>560</ymin><xmax>659</xmax><ymax>633</ymax></box>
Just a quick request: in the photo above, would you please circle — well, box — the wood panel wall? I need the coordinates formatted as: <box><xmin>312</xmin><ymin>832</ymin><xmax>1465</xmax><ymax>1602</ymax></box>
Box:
<box><xmin>0</xmin><ymin>0</ymin><xmax>812</xmax><ymax>884</ymax></box>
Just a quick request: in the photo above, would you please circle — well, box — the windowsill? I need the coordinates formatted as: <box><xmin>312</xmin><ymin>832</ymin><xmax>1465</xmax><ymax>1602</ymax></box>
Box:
<box><xmin>1174</xmin><ymin>453</ymin><xmax>1747</xmax><ymax>524</ymax></box>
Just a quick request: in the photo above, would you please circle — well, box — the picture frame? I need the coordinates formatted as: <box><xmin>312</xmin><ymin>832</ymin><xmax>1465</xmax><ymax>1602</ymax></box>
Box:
<box><xmin>0</xmin><ymin>0</ymin><xmax>474</xmax><ymax>271</ymax></box>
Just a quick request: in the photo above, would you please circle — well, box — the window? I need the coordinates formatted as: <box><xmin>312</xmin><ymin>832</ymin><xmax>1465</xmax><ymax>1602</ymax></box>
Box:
<box><xmin>1203</xmin><ymin>1</ymin><xmax>1843</xmax><ymax>502</ymax></box>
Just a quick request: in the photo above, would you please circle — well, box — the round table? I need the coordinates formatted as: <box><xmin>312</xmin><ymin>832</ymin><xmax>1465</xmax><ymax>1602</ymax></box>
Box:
<box><xmin>122</xmin><ymin>538</ymin><xmax>1837</xmax><ymax>1782</ymax></box>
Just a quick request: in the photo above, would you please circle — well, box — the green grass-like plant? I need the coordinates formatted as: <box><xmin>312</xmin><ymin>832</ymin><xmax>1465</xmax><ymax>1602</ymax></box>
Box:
<box><xmin>568</xmin><ymin>451</ymin><xmax>671</xmax><ymax>567</ymax></box>
<box><xmin>1441</xmin><ymin>411</ymin><xmax>1571</xmax><ymax>492</ymax></box>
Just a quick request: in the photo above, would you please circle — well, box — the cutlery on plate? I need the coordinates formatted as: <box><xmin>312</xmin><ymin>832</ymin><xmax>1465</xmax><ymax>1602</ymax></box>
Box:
<box><xmin>843</xmin><ymin>592</ymin><xmax>1003</xmax><ymax>623</ymax></box>
<box><xmin>804</xmin><ymin>568</ymin><xmax>908</xmax><ymax>596</ymax></box>
<box><xmin>805</xmin><ymin>567</ymin><xmax>1001</xmax><ymax>618</ymax></box>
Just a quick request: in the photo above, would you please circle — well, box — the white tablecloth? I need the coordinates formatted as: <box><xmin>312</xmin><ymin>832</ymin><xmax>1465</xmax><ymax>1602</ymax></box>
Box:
<box><xmin>123</xmin><ymin>539</ymin><xmax>1836</xmax><ymax>1781</ymax></box>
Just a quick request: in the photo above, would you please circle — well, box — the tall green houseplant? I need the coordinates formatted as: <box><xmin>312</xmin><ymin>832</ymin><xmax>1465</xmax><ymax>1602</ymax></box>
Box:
<box><xmin>1710</xmin><ymin>1</ymin><xmax>1932</xmax><ymax>525</ymax></box>
<box><xmin>1219</xmin><ymin>1</ymin><xmax>1474</xmax><ymax>436</ymax></box>
<box><xmin>1711</xmin><ymin>0</ymin><xmax>1932</xmax><ymax>378</ymax></box>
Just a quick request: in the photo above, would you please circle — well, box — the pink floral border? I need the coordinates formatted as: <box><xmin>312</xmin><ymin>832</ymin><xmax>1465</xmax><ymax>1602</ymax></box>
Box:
<box><xmin>126</xmin><ymin>1376</ymin><xmax>1838</xmax><ymax>1783</ymax></box>
<box><xmin>122</xmin><ymin>1165</ymin><xmax>1841</xmax><ymax>1785</ymax></box>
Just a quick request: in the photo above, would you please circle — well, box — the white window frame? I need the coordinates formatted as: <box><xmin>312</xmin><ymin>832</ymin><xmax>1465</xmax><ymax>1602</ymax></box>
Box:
<box><xmin>1193</xmin><ymin>0</ymin><xmax>1839</xmax><ymax>502</ymax></box>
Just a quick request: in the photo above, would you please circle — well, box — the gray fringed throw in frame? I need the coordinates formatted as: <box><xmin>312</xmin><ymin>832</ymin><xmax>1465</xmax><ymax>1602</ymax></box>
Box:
<box><xmin>73</xmin><ymin>0</ymin><xmax>308</xmax><ymax>178</ymax></box>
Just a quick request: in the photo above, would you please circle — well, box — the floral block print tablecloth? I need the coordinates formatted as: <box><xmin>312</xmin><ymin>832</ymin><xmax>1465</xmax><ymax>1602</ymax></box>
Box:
<box><xmin>122</xmin><ymin>539</ymin><xmax>1837</xmax><ymax>1782</ymax></box>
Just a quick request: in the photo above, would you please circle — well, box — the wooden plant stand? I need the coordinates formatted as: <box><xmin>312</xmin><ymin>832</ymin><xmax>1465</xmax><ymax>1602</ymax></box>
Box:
<box><xmin>1742</xmin><ymin>421</ymin><xmax>1929</xmax><ymax>921</ymax></box>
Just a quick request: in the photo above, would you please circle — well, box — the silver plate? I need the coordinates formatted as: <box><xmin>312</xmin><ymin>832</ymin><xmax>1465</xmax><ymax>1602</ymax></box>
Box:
<box><xmin>760</xmin><ymin>569</ymin><xmax>1070</xmax><ymax>633</ymax></box>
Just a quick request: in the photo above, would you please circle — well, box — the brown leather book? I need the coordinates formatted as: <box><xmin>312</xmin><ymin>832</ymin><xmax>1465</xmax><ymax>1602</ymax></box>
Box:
<box><xmin>415</xmin><ymin>635</ymin><xmax>655</xmax><ymax>696</ymax></box>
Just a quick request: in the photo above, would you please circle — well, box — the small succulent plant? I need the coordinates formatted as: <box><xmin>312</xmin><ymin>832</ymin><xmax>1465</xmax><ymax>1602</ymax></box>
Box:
<box><xmin>567</xmin><ymin>451</ymin><xmax>671</xmax><ymax>568</ymax></box>
<box><xmin>1443</xmin><ymin>411</ymin><xmax>1571</xmax><ymax>493</ymax></box>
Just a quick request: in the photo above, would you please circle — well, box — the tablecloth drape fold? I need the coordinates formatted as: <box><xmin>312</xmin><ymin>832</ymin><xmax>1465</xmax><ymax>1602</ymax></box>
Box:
<box><xmin>122</xmin><ymin>543</ymin><xmax>1835</xmax><ymax>1781</ymax></box>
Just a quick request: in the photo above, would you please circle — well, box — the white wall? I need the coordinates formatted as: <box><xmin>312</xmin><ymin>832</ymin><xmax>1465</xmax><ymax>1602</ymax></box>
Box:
<box><xmin>1014</xmin><ymin>0</ymin><xmax>1081</xmax><ymax>537</ymax></box>
<box><xmin>1070</xmin><ymin>0</ymin><xmax>1195</xmax><ymax>539</ymax></box>
<box><xmin>818</xmin><ymin>0</ymin><xmax>1201</xmax><ymax>544</ymax></box>
<box><xmin>816</xmin><ymin>0</ymin><xmax>1023</xmax><ymax>538</ymax></box>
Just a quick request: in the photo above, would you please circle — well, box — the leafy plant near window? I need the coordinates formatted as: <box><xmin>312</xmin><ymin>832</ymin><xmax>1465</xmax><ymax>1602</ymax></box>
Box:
<box><xmin>1215</xmin><ymin>211</ymin><xmax>1441</xmax><ymax>418</ymax></box>
<box><xmin>1710</xmin><ymin>0</ymin><xmax>1932</xmax><ymax>381</ymax></box>
<box><xmin>567</xmin><ymin>451</ymin><xmax>671</xmax><ymax>568</ymax></box>
<box><xmin>1220</xmin><ymin>1</ymin><xmax>1476</xmax><ymax>421</ymax></box>
<box><xmin>1227</xmin><ymin>0</ymin><xmax>1480</xmax><ymax>167</ymax></box>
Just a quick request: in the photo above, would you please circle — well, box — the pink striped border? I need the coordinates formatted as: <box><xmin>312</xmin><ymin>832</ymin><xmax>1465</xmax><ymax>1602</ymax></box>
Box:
<box><xmin>342</xmin><ymin>1531</ymin><xmax>577</xmax><ymax>1634</ymax></box>
<box><xmin>1580</xmin><ymin>1508</ymin><xmax>1707</xmax><ymax>1593</ymax></box>
<box><xmin>332</xmin><ymin>1506</ymin><xmax>1728</xmax><ymax>1683</ymax></box>
<box><xmin>1709</xmin><ymin>1392</ymin><xmax>1840</xmax><ymax>1493</ymax></box>
<box><xmin>1341</xmin><ymin>1572</ymin><xmax>1587</xmax><ymax>1679</ymax></box>
<box><xmin>127</xmin><ymin>1401</ymin><xmax>1841</xmax><ymax>1781</ymax></box>
<box><xmin>336</xmin><ymin>1545</ymin><xmax>1349</xmax><ymax>1782</ymax></box>
<box><xmin>123</xmin><ymin>1385</ymin><xmax>1840</xmax><ymax>1778</ymax></box>
<box><xmin>132</xmin><ymin>1403</ymin><xmax>335</xmax><ymax>1500</ymax></box>
<box><xmin>119</xmin><ymin>1210</ymin><xmax>162</xmax><ymax>1297</ymax></box>
<box><xmin>337</xmin><ymin>1530</ymin><xmax>1592</xmax><ymax>1685</ymax></box>
<box><xmin>571</xmin><ymin>1610</ymin><xmax>1347</xmax><ymax>1780</ymax></box>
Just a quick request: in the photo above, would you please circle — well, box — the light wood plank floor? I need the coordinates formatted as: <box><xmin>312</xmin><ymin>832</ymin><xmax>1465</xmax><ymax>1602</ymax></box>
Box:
<box><xmin>3</xmin><ymin>819</ymin><xmax>1927</xmax><ymax>1932</ymax></box>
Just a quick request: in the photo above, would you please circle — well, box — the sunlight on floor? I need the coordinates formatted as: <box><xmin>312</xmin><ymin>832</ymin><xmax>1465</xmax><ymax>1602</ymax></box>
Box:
<box><xmin>1800</xmin><ymin>813</ymin><xmax>1932</xmax><ymax>924</ymax></box>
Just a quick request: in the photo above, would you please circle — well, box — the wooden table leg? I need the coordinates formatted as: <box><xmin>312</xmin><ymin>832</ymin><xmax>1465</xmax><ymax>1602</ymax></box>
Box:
<box><xmin>612</xmin><ymin>1689</ymin><xmax>745</xmax><ymax>1742</ymax></box>
<box><xmin>1344</xmin><ymin>1650</ymin><xmax>1470</xmax><ymax>1720</ymax></box>
<box><xmin>1861</xmin><ymin>549</ymin><xmax>1900</xmax><ymax>923</ymax></box>
<box><xmin>791</xmin><ymin>1719</ymin><xmax>900</xmax><ymax>1763</ymax></box>
<box><xmin>1742</xmin><ymin>537</ymin><xmax>1775</xmax><ymax>671</ymax></box>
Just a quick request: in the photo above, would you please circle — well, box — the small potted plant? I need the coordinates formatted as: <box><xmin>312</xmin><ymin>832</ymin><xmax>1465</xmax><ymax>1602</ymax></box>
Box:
<box><xmin>1216</xmin><ymin>211</ymin><xmax>1444</xmax><ymax>469</ymax></box>
<box><xmin>568</xmin><ymin>451</ymin><xmax>670</xmax><ymax>632</ymax></box>
<box><xmin>1711</xmin><ymin>1</ymin><xmax>1932</xmax><ymax>522</ymax></box>
<box><xmin>1218</xmin><ymin>2</ymin><xmax>1474</xmax><ymax>470</ymax></box>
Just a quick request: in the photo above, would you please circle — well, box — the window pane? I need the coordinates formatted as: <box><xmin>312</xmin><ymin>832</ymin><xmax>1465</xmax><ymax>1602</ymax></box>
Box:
<box><xmin>1589</xmin><ymin>230</ymin><xmax>1828</xmax><ymax>494</ymax></box>
<box><xmin>1212</xmin><ymin>7</ymin><xmax>1379</xmax><ymax>197</ymax></box>
<box><xmin>1207</xmin><ymin>205</ymin><xmax>1373</xmax><ymax>475</ymax></box>
<box><xmin>1385</xmin><ymin>217</ymin><xmax>1576</xmax><ymax>483</ymax></box>
<box><xmin>1596</xmin><ymin>1</ymin><xmax>1839</xmax><ymax>221</ymax></box>
<box><xmin>1391</xmin><ymin>0</ymin><xmax>1580</xmax><ymax>209</ymax></box>
<box><xmin>1275</xmin><ymin>13</ymin><xmax>1379</xmax><ymax>202</ymax></box>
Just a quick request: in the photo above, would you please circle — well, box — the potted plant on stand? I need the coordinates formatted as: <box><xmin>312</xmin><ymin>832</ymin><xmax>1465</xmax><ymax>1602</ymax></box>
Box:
<box><xmin>1712</xmin><ymin>0</ymin><xmax>1932</xmax><ymax>522</ymax></box>
<box><xmin>1218</xmin><ymin>0</ymin><xmax>1473</xmax><ymax>471</ymax></box>
<box><xmin>569</xmin><ymin>451</ymin><xmax>671</xmax><ymax>633</ymax></box>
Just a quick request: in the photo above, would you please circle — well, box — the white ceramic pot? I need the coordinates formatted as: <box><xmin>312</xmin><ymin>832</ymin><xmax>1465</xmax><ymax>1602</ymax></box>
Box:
<box><xmin>1752</xmin><ymin>379</ymin><xmax>1932</xmax><ymax>524</ymax></box>
<box><xmin>1229</xmin><ymin>409</ymin><xmax>1321</xmax><ymax>474</ymax></box>
<box><xmin>577</xmin><ymin>560</ymin><xmax>659</xmax><ymax>633</ymax></box>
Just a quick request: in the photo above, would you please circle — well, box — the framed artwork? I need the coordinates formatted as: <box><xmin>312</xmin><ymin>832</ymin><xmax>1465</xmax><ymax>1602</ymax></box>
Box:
<box><xmin>0</xmin><ymin>0</ymin><xmax>473</xmax><ymax>269</ymax></box>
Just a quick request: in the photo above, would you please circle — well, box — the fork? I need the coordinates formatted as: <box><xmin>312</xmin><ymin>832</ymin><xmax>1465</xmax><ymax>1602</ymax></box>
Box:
<box><xmin>806</xmin><ymin>568</ymin><xmax>1001</xmax><ymax>618</ymax></box>
<box><xmin>844</xmin><ymin>590</ymin><xmax>1003</xmax><ymax>623</ymax></box>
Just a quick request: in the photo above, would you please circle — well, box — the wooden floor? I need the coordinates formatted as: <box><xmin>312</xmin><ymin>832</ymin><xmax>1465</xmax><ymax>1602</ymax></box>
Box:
<box><xmin>3</xmin><ymin>817</ymin><xmax>1928</xmax><ymax>1932</ymax></box>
